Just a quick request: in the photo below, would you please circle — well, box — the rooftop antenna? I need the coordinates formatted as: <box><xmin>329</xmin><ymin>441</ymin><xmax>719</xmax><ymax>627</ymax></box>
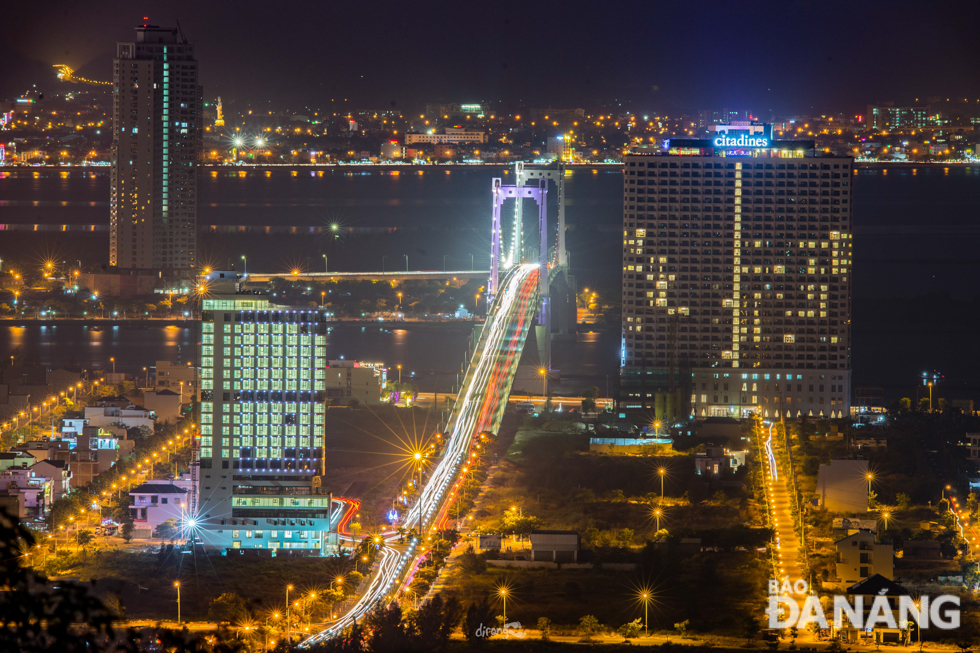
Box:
<box><xmin>176</xmin><ymin>19</ymin><xmax>187</xmax><ymax>43</ymax></box>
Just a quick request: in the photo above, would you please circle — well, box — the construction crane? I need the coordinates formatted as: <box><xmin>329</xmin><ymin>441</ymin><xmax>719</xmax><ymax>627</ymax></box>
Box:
<box><xmin>54</xmin><ymin>65</ymin><xmax>111</xmax><ymax>87</ymax></box>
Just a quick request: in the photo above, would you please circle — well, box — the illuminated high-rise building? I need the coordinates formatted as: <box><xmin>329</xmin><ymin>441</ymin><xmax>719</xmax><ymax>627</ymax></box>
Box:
<box><xmin>195</xmin><ymin>272</ymin><xmax>335</xmax><ymax>554</ymax></box>
<box><xmin>110</xmin><ymin>21</ymin><xmax>200</xmax><ymax>271</ymax></box>
<box><xmin>619</xmin><ymin>124</ymin><xmax>853</xmax><ymax>420</ymax></box>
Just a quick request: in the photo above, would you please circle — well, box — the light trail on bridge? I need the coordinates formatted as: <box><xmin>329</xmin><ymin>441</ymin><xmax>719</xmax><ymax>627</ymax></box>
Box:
<box><xmin>302</xmin><ymin>264</ymin><xmax>541</xmax><ymax>646</ymax></box>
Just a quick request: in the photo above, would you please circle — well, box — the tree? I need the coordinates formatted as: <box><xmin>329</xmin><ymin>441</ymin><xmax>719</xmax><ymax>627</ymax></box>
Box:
<box><xmin>896</xmin><ymin>493</ymin><xmax>912</xmax><ymax>510</ymax></box>
<box><xmin>675</xmin><ymin>619</ymin><xmax>690</xmax><ymax>636</ymax></box>
<box><xmin>537</xmin><ymin>617</ymin><xmax>552</xmax><ymax>641</ymax></box>
<box><xmin>579</xmin><ymin>614</ymin><xmax>601</xmax><ymax>640</ymax></box>
<box><xmin>0</xmin><ymin>505</ymin><xmax>125</xmax><ymax>652</ymax></box>
<box><xmin>75</xmin><ymin>529</ymin><xmax>94</xmax><ymax>554</ymax></box>
<box><xmin>618</xmin><ymin>618</ymin><xmax>643</xmax><ymax>639</ymax></box>
<box><xmin>208</xmin><ymin>592</ymin><xmax>248</xmax><ymax>624</ymax></box>
<box><xmin>582</xmin><ymin>385</ymin><xmax>599</xmax><ymax>414</ymax></box>
<box><xmin>744</xmin><ymin>614</ymin><xmax>761</xmax><ymax>644</ymax></box>
<box><xmin>120</xmin><ymin>522</ymin><xmax>134</xmax><ymax>543</ymax></box>
<box><xmin>464</xmin><ymin>599</ymin><xmax>492</xmax><ymax>647</ymax></box>
<box><xmin>365</xmin><ymin>602</ymin><xmax>408</xmax><ymax>653</ymax></box>
<box><xmin>617</xmin><ymin>528</ymin><xmax>635</xmax><ymax>547</ymax></box>
<box><xmin>154</xmin><ymin>518</ymin><xmax>179</xmax><ymax>541</ymax></box>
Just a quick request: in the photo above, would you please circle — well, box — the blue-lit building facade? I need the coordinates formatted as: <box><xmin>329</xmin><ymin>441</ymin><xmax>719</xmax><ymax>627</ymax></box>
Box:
<box><xmin>620</xmin><ymin>124</ymin><xmax>853</xmax><ymax>420</ymax></box>
<box><xmin>195</xmin><ymin>272</ymin><xmax>335</xmax><ymax>554</ymax></box>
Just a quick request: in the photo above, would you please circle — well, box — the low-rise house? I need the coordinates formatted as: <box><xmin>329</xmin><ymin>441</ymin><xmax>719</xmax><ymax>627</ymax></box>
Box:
<box><xmin>84</xmin><ymin>404</ymin><xmax>154</xmax><ymax>431</ymax></box>
<box><xmin>0</xmin><ymin>468</ymin><xmax>52</xmax><ymax>521</ymax></box>
<box><xmin>29</xmin><ymin>459</ymin><xmax>71</xmax><ymax>502</ymax></box>
<box><xmin>142</xmin><ymin>389</ymin><xmax>181</xmax><ymax>422</ymax></box>
<box><xmin>834</xmin><ymin>530</ymin><xmax>893</xmax><ymax>586</ymax></box>
<box><xmin>0</xmin><ymin>451</ymin><xmax>37</xmax><ymax>471</ymax></box>
<box><xmin>154</xmin><ymin>360</ymin><xmax>199</xmax><ymax>400</ymax></box>
<box><xmin>968</xmin><ymin>433</ymin><xmax>980</xmax><ymax>465</ymax></box>
<box><xmin>49</xmin><ymin>428</ymin><xmax>133</xmax><ymax>488</ymax></box>
<box><xmin>832</xmin><ymin>517</ymin><xmax>878</xmax><ymax>538</ymax></box>
<box><xmin>529</xmin><ymin>530</ymin><xmax>580</xmax><ymax>562</ymax></box>
<box><xmin>694</xmin><ymin>446</ymin><xmax>747</xmax><ymax>476</ymax></box>
<box><xmin>853</xmin><ymin>436</ymin><xmax>888</xmax><ymax>449</ymax></box>
<box><xmin>478</xmin><ymin>534</ymin><xmax>502</xmax><ymax>550</ymax></box>
<box><xmin>324</xmin><ymin>361</ymin><xmax>383</xmax><ymax>406</ymax></box>
<box><xmin>129</xmin><ymin>474</ymin><xmax>194</xmax><ymax>538</ymax></box>
<box><xmin>834</xmin><ymin>574</ymin><xmax>914</xmax><ymax>645</ymax></box>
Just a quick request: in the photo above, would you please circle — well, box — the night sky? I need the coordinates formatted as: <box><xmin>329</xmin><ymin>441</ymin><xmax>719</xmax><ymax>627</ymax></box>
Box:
<box><xmin>6</xmin><ymin>0</ymin><xmax>980</xmax><ymax>115</ymax></box>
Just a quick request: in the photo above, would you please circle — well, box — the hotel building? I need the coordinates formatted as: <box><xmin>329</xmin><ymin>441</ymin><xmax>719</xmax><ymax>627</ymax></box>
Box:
<box><xmin>620</xmin><ymin>124</ymin><xmax>852</xmax><ymax>419</ymax></box>
<box><xmin>195</xmin><ymin>272</ymin><xmax>335</xmax><ymax>553</ymax></box>
<box><xmin>110</xmin><ymin>22</ymin><xmax>200</xmax><ymax>272</ymax></box>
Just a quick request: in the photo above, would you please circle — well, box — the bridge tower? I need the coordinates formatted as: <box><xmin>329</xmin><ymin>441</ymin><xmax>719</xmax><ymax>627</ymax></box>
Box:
<box><xmin>488</xmin><ymin>162</ymin><xmax>572</xmax><ymax>374</ymax></box>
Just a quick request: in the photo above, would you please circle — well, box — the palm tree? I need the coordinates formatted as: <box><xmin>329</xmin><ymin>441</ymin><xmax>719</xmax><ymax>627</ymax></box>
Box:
<box><xmin>76</xmin><ymin>529</ymin><xmax>94</xmax><ymax>556</ymax></box>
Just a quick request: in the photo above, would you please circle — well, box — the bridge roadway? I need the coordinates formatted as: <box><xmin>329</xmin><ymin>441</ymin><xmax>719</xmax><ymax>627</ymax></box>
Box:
<box><xmin>302</xmin><ymin>264</ymin><xmax>541</xmax><ymax>646</ymax></box>
<box><xmin>242</xmin><ymin>270</ymin><xmax>489</xmax><ymax>283</ymax></box>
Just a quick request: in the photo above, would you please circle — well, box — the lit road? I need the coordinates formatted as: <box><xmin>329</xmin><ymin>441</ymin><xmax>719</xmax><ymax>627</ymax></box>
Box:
<box><xmin>303</xmin><ymin>264</ymin><xmax>541</xmax><ymax>646</ymax></box>
<box><xmin>762</xmin><ymin>423</ymin><xmax>804</xmax><ymax>584</ymax></box>
<box><xmin>413</xmin><ymin>392</ymin><xmax>613</xmax><ymax>410</ymax></box>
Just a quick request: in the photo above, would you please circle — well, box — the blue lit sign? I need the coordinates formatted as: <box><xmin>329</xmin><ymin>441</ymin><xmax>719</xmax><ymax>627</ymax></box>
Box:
<box><xmin>712</xmin><ymin>125</ymin><xmax>773</xmax><ymax>149</ymax></box>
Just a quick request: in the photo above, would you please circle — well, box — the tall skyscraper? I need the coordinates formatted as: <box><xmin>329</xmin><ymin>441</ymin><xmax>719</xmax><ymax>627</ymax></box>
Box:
<box><xmin>195</xmin><ymin>272</ymin><xmax>335</xmax><ymax>554</ymax></box>
<box><xmin>620</xmin><ymin>124</ymin><xmax>853</xmax><ymax>420</ymax></box>
<box><xmin>110</xmin><ymin>22</ymin><xmax>200</xmax><ymax>272</ymax></box>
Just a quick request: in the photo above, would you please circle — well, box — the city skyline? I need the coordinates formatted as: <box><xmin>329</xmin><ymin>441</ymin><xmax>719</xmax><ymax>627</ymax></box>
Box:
<box><xmin>2</xmin><ymin>3</ymin><xmax>980</xmax><ymax>650</ymax></box>
<box><xmin>4</xmin><ymin>1</ymin><xmax>980</xmax><ymax>115</ymax></box>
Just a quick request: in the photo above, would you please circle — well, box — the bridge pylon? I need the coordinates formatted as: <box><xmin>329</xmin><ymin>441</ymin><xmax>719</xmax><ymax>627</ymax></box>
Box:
<box><xmin>488</xmin><ymin>162</ymin><xmax>574</xmax><ymax>376</ymax></box>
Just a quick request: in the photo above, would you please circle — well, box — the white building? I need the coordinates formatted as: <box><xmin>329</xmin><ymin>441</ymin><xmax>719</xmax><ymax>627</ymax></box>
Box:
<box><xmin>834</xmin><ymin>530</ymin><xmax>893</xmax><ymax>587</ymax></box>
<box><xmin>129</xmin><ymin>474</ymin><xmax>195</xmax><ymax>538</ymax></box>
<box><xmin>84</xmin><ymin>405</ymin><xmax>154</xmax><ymax>431</ymax></box>
<box><xmin>405</xmin><ymin>128</ymin><xmax>486</xmax><ymax>145</ymax></box>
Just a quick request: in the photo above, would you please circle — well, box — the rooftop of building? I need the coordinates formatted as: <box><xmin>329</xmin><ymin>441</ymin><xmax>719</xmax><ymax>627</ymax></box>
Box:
<box><xmin>130</xmin><ymin>483</ymin><xmax>189</xmax><ymax>495</ymax></box>
<box><xmin>847</xmin><ymin>574</ymin><xmax>909</xmax><ymax>597</ymax></box>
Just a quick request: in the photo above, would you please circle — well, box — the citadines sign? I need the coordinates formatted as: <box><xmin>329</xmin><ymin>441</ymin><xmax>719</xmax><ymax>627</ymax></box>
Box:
<box><xmin>713</xmin><ymin>125</ymin><xmax>773</xmax><ymax>148</ymax></box>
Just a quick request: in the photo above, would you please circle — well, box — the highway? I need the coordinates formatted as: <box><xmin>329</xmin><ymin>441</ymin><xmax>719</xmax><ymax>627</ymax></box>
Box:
<box><xmin>303</xmin><ymin>264</ymin><xmax>541</xmax><ymax>646</ymax></box>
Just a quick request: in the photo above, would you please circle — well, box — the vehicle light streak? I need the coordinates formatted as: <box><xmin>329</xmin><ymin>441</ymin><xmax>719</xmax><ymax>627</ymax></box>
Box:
<box><xmin>303</xmin><ymin>265</ymin><xmax>540</xmax><ymax>646</ymax></box>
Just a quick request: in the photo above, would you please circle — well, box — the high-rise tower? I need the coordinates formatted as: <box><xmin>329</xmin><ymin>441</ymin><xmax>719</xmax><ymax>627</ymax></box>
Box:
<box><xmin>110</xmin><ymin>21</ymin><xmax>200</xmax><ymax>272</ymax></box>
<box><xmin>620</xmin><ymin>124</ymin><xmax>853</xmax><ymax>420</ymax></box>
<box><xmin>195</xmin><ymin>272</ymin><xmax>335</xmax><ymax>554</ymax></box>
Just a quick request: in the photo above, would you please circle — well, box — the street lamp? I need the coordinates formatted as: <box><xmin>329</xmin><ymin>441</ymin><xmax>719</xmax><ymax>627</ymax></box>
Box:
<box><xmin>499</xmin><ymin>587</ymin><xmax>507</xmax><ymax>622</ymax></box>
<box><xmin>882</xmin><ymin>511</ymin><xmax>890</xmax><ymax>532</ymax></box>
<box><xmin>654</xmin><ymin>508</ymin><xmax>662</xmax><ymax>531</ymax></box>
<box><xmin>321</xmin><ymin>254</ymin><xmax>327</xmax><ymax>273</ymax></box>
<box><xmin>414</xmin><ymin>452</ymin><xmax>424</xmax><ymax>535</ymax></box>
<box><xmin>174</xmin><ymin>581</ymin><xmax>181</xmax><ymax>623</ymax></box>
<box><xmin>110</xmin><ymin>357</ymin><xmax>115</xmax><ymax>374</ymax></box>
<box><xmin>867</xmin><ymin>472</ymin><xmax>874</xmax><ymax>496</ymax></box>
<box><xmin>538</xmin><ymin>368</ymin><xmax>547</xmax><ymax>402</ymax></box>
<box><xmin>286</xmin><ymin>584</ymin><xmax>294</xmax><ymax>643</ymax></box>
<box><xmin>397</xmin><ymin>364</ymin><xmax>402</xmax><ymax>384</ymax></box>
<box><xmin>658</xmin><ymin>467</ymin><xmax>666</xmax><ymax>501</ymax></box>
<box><xmin>241</xmin><ymin>255</ymin><xmax>247</xmax><ymax>276</ymax></box>
<box><xmin>639</xmin><ymin>591</ymin><xmax>651</xmax><ymax>637</ymax></box>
